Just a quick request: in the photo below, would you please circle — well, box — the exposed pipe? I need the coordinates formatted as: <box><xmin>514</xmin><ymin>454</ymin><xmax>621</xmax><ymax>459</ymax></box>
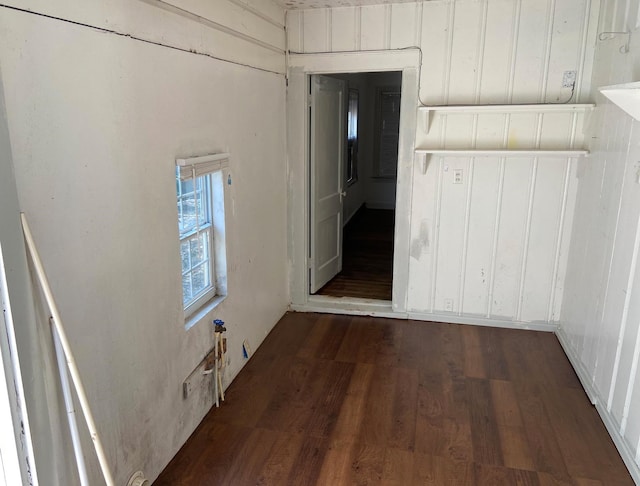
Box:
<box><xmin>51</xmin><ymin>318</ymin><xmax>89</xmax><ymax>486</ymax></box>
<box><xmin>20</xmin><ymin>213</ymin><xmax>115</xmax><ymax>486</ymax></box>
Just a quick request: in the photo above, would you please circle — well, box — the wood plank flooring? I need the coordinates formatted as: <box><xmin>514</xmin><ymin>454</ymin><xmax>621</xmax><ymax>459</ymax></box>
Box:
<box><xmin>154</xmin><ymin>313</ymin><xmax>633</xmax><ymax>485</ymax></box>
<box><xmin>317</xmin><ymin>207</ymin><xmax>394</xmax><ymax>301</ymax></box>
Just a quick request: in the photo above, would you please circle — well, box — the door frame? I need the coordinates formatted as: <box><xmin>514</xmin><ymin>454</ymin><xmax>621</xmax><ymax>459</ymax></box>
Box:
<box><xmin>286</xmin><ymin>49</ymin><xmax>420</xmax><ymax>314</ymax></box>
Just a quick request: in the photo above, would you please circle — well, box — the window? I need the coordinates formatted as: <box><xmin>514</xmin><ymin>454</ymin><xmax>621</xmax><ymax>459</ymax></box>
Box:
<box><xmin>346</xmin><ymin>89</ymin><xmax>359</xmax><ymax>185</ymax></box>
<box><xmin>176</xmin><ymin>154</ymin><xmax>228</xmax><ymax>320</ymax></box>
<box><xmin>374</xmin><ymin>89</ymin><xmax>401</xmax><ymax>179</ymax></box>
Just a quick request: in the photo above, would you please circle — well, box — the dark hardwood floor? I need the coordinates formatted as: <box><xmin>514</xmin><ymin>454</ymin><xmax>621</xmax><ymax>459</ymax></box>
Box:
<box><xmin>155</xmin><ymin>313</ymin><xmax>633</xmax><ymax>485</ymax></box>
<box><xmin>317</xmin><ymin>207</ymin><xmax>394</xmax><ymax>301</ymax></box>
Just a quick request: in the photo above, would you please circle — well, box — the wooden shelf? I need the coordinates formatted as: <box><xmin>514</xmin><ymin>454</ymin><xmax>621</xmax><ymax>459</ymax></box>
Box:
<box><xmin>415</xmin><ymin>149</ymin><xmax>589</xmax><ymax>157</ymax></box>
<box><xmin>419</xmin><ymin>103</ymin><xmax>595</xmax><ymax>133</ymax></box>
<box><xmin>414</xmin><ymin>149</ymin><xmax>589</xmax><ymax>174</ymax></box>
<box><xmin>419</xmin><ymin>103</ymin><xmax>595</xmax><ymax>114</ymax></box>
<box><xmin>599</xmin><ymin>82</ymin><xmax>640</xmax><ymax>121</ymax></box>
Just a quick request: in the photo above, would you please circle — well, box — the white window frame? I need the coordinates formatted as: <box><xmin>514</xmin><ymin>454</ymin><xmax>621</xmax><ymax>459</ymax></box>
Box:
<box><xmin>176</xmin><ymin>153</ymin><xmax>229</xmax><ymax>323</ymax></box>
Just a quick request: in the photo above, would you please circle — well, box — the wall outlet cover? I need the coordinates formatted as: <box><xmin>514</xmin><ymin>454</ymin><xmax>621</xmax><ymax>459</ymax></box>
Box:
<box><xmin>562</xmin><ymin>71</ymin><xmax>577</xmax><ymax>88</ymax></box>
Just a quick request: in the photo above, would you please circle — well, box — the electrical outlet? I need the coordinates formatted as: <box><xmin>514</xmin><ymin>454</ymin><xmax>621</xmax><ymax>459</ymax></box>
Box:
<box><xmin>444</xmin><ymin>298</ymin><xmax>454</xmax><ymax>312</ymax></box>
<box><xmin>562</xmin><ymin>70</ymin><xmax>577</xmax><ymax>88</ymax></box>
<box><xmin>453</xmin><ymin>169</ymin><xmax>463</xmax><ymax>184</ymax></box>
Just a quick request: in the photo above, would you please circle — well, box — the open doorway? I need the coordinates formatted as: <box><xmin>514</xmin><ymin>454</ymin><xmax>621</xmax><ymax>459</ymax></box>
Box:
<box><xmin>310</xmin><ymin>71</ymin><xmax>402</xmax><ymax>302</ymax></box>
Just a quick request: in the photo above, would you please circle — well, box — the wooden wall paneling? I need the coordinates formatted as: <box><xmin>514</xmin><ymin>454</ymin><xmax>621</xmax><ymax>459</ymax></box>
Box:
<box><xmin>419</xmin><ymin>2</ymin><xmax>450</xmax><ymax>105</ymax></box>
<box><xmin>474</xmin><ymin>114</ymin><xmax>507</xmax><ymax>149</ymax></box>
<box><xmin>512</xmin><ymin>0</ymin><xmax>550</xmax><ymax>102</ymax></box>
<box><xmin>505</xmin><ymin>114</ymin><xmax>538</xmax><ymax>149</ymax></box>
<box><xmin>443</xmin><ymin>115</ymin><xmax>475</xmax><ymax>149</ymax></box>
<box><xmin>406</xmin><ymin>156</ymin><xmax>439</xmax><ymax>313</ymax></box>
<box><xmin>390</xmin><ymin>3</ymin><xmax>419</xmax><ymax>49</ymax></box>
<box><xmin>302</xmin><ymin>9</ymin><xmax>329</xmax><ymax>53</ymax></box>
<box><xmin>330</xmin><ymin>7</ymin><xmax>357</xmax><ymax>52</ymax></box>
<box><xmin>539</xmin><ymin>113</ymin><xmax>574</xmax><ymax>150</ymax></box>
<box><xmin>489</xmin><ymin>160</ymin><xmax>532</xmax><ymax>319</ymax></box>
<box><xmin>287</xmin><ymin>9</ymin><xmax>303</xmax><ymax>53</ymax></box>
<box><xmin>433</xmin><ymin>157</ymin><xmax>470</xmax><ymax>313</ymax></box>
<box><xmin>606</xmin><ymin>131</ymin><xmax>640</xmax><ymax>424</ymax></box>
<box><xmin>591</xmin><ymin>114</ymin><xmax>633</xmax><ymax>400</ymax></box>
<box><xmin>360</xmin><ymin>5</ymin><xmax>387</xmax><ymax>51</ymax></box>
<box><xmin>447</xmin><ymin>2</ymin><xmax>484</xmax><ymax>105</ymax></box>
<box><xmin>461</xmin><ymin>158</ymin><xmax>501</xmax><ymax>316</ymax></box>
<box><xmin>519</xmin><ymin>158</ymin><xmax>566</xmax><ymax>322</ymax></box>
<box><xmin>544</xmin><ymin>0</ymin><xmax>588</xmax><ymax>102</ymax></box>
<box><xmin>480</xmin><ymin>0</ymin><xmax>517</xmax><ymax>104</ymax></box>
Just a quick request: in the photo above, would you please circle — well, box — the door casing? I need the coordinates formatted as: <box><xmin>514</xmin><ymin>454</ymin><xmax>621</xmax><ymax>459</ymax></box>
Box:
<box><xmin>286</xmin><ymin>50</ymin><xmax>420</xmax><ymax>314</ymax></box>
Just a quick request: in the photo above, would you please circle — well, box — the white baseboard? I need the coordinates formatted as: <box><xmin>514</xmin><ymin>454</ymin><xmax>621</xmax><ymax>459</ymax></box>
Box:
<box><xmin>407</xmin><ymin>311</ymin><xmax>557</xmax><ymax>332</ymax></box>
<box><xmin>556</xmin><ymin>327</ymin><xmax>640</xmax><ymax>485</ymax></box>
<box><xmin>291</xmin><ymin>297</ymin><xmax>556</xmax><ymax>332</ymax></box>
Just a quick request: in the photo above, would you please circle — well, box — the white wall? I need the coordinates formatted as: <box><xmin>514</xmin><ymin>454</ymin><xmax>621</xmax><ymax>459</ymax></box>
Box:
<box><xmin>288</xmin><ymin>0</ymin><xmax>597</xmax><ymax>327</ymax></box>
<box><xmin>559</xmin><ymin>0</ymin><xmax>640</xmax><ymax>481</ymax></box>
<box><xmin>0</xmin><ymin>1</ymin><xmax>288</xmax><ymax>484</ymax></box>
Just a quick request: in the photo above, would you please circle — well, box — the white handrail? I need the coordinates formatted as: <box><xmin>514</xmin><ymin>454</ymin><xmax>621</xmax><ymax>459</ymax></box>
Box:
<box><xmin>20</xmin><ymin>213</ymin><xmax>115</xmax><ymax>486</ymax></box>
<box><xmin>51</xmin><ymin>318</ymin><xmax>89</xmax><ymax>485</ymax></box>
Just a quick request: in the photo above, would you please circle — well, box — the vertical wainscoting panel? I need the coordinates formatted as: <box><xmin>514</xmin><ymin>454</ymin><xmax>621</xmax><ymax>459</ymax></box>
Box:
<box><xmin>558</xmin><ymin>0</ymin><xmax>640</xmax><ymax>473</ymax></box>
<box><xmin>390</xmin><ymin>3</ymin><xmax>420</xmax><ymax>49</ymax></box>
<box><xmin>519</xmin><ymin>158</ymin><xmax>567</xmax><ymax>322</ymax></box>
<box><xmin>330</xmin><ymin>7</ymin><xmax>358</xmax><ymax>52</ymax></box>
<box><xmin>448</xmin><ymin>2</ymin><xmax>484</xmax><ymax>105</ymax></box>
<box><xmin>360</xmin><ymin>5</ymin><xmax>387</xmax><ymax>51</ymax></box>
<box><xmin>419</xmin><ymin>2</ymin><xmax>451</xmax><ymax>106</ymax></box>
<box><xmin>461</xmin><ymin>158</ymin><xmax>501</xmax><ymax>315</ymax></box>
<box><xmin>302</xmin><ymin>8</ymin><xmax>329</xmax><ymax>53</ymax></box>
<box><xmin>406</xmin><ymin>155</ymin><xmax>577</xmax><ymax>324</ymax></box>
<box><xmin>286</xmin><ymin>0</ymin><xmax>596</xmax><ymax>103</ymax></box>
<box><xmin>480</xmin><ymin>1</ymin><xmax>517</xmax><ymax>103</ymax></box>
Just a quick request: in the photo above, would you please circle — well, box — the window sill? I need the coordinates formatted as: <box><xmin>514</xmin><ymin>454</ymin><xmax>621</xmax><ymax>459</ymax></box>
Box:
<box><xmin>184</xmin><ymin>294</ymin><xmax>227</xmax><ymax>331</ymax></box>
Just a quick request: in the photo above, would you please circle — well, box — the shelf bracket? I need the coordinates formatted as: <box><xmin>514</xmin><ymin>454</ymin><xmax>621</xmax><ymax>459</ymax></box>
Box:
<box><xmin>422</xmin><ymin>108</ymin><xmax>434</xmax><ymax>134</ymax></box>
<box><xmin>416</xmin><ymin>152</ymin><xmax>431</xmax><ymax>174</ymax></box>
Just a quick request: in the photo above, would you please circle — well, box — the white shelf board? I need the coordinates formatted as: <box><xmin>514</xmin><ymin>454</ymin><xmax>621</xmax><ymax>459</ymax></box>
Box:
<box><xmin>599</xmin><ymin>81</ymin><xmax>640</xmax><ymax>121</ymax></box>
<box><xmin>418</xmin><ymin>103</ymin><xmax>595</xmax><ymax>114</ymax></box>
<box><xmin>418</xmin><ymin>104</ymin><xmax>594</xmax><ymax>133</ymax></box>
<box><xmin>415</xmin><ymin>149</ymin><xmax>589</xmax><ymax>157</ymax></box>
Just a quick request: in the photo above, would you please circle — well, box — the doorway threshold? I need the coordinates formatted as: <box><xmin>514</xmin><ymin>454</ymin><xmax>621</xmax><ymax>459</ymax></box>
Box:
<box><xmin>290</xmin><ymin>295</ymin><xmax>404</xmax><ymax>319</ymax></box>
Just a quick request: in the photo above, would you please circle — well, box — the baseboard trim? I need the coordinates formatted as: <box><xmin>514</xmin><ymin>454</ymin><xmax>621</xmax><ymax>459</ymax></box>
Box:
<box><xmin>407</xmin><ymin>311</ymin><xmax>556</xmax><ymax>332</ymax></box>
<box><xmin>556</xmin><ymin>327</ymin><xmax>640</xmax><ymax>484</ymax></box>
<box><xmin>291</xmin><ymin>298</ymin><xmax>556</xmax><ymax>331</ymax></box>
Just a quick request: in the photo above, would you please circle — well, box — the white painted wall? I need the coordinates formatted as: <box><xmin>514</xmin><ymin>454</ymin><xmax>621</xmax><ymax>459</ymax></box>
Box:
<box><xmin>559</xmin><ymin>0</ymin><xmax>640</xmax><ymax>481</ymax></box>
<box><xmin>0</xmin><ymin>1</ymin><xmax>288</xmax><ymax>484</ymax></box>
<box><xmin>288</xmin><ymin>1</ymin><xmax>597</xmax><ymax>327</ymax></box>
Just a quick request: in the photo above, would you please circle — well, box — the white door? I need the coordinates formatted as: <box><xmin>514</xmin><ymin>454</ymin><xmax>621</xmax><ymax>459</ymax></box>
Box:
<box><xmin>309</xmin><ymin>75</ymin><xmax>346</xmax><ymax>293</ymax></box>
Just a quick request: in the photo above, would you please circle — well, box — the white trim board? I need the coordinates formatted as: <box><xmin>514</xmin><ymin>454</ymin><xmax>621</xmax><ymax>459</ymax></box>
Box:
<box><xmin>556</xmin><ymin>328</ymin><xmax>640</xmax><ymax>485</ymax></box>
<box><xmin>287</xmin><ymin>49</ymin><xmax>420</xmax><ymax>74</ymax></box>
<box><xmin>292</xmin><ymin>296</ymin><xmax>556</xmax><ymax>332</ymax></box>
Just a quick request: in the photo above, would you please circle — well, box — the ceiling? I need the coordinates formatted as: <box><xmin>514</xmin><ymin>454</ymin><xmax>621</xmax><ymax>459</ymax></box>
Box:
<box><xmin>273</xmin><ymin>0</ymin><xmax>420</xmax><ymax>10</ymax></box>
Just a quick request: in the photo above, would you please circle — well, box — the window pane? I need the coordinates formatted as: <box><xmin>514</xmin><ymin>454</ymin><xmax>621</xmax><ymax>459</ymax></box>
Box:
<box><xmin>178</xmin><ymin>176</ymin><xmax>210</xmax><ymax>236</ymax></box>
<box><xmin>189</xmin><ymin>232</ymin><xmax>209</xmax><ymax>267</ymax></box>
<box><xmin>179</xmin><ymin>193</ymin><xmax>196</xmax><ymax>234</ymax></box>
<box><xmin>180</xmin><ymin>241</ymin><xmax>190</xmax><ymax>273</ymax></box>
<box><xmin>182</xmin><ymin>273</ymin><xmax>192</xmax><ymax>306</ymax></box>
<box><xmin>191</xmin><ymin>263</ymin><xmax>210</xmax><ymax>297</ymax></box>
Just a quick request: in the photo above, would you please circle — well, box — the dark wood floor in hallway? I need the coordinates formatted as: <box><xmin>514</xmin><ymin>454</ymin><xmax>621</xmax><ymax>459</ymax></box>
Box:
<box><xmin>317</xmin><ymin>207</ymin><xmax>394</xmax><ymax>301</ymax></box>
<box><xmin>155</xmin><ymin>313</ymin><xmax>633</xmax><ymax>485</ymax></box>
